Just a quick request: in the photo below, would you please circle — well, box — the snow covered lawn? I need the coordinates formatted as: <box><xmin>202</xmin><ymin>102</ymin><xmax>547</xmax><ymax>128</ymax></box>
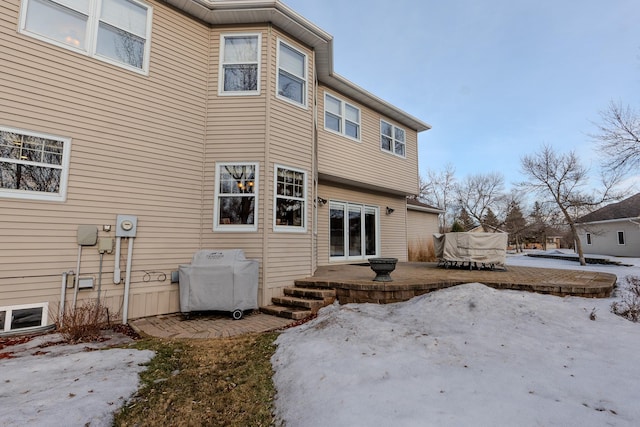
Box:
<box><xmin>272</xmin><ymin>254</ymin><xmax>640</xmax><ymax>427</ymax></box>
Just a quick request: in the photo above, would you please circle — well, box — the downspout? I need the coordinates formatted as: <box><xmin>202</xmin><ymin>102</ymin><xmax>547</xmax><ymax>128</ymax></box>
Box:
<box><xmin>311</xmin><ymin>48</ymin><xmax>317</xmax><ymax>275</ymax></box>
<box><xmin>261</xmin><ymin>24</ymin><xmax>273</xmax><ymax>307</ymax></box>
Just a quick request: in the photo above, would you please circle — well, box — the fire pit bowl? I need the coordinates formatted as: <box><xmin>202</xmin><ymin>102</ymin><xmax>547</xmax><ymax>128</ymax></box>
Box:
<box><xmin>368</xmin><ymin>257</ymin><xmax>398</xmax><ymax>282</ymax></box>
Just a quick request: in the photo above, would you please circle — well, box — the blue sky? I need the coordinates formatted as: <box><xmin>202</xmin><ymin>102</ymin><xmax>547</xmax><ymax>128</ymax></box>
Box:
<box><xmin>284</xmin><ymin>0</ymin><xmax>640</xmax><ymax>191</ymax></box>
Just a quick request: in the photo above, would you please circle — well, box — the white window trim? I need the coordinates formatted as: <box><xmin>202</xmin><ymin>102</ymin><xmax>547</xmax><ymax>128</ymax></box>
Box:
<box><xmin>276</xmin><ymin>38</ymin><xmax>308</xmax><ymax>109</ymax></box>
<box><xmin>273</xmin><ymin>164</ymin><xmax>307</xmax><ymax>233</ymax></box>
<box><xmin>1</xmin><ymin>302</ymin><xmax>49</xmax><ymax>332</ymax></box>
<box><xmin>324</xmin><ymin>92</ymin><xmax>361</xmax><ymax>142</ymax></box>
<box><xmin>213</xmin><ymin>162</ymin><xmax>259</xmax><ymax>232</ymax></box>
<box><xmin>18</xmin><ymin>0</ymin><xmax>153</xmax><ymax>75</ymax></box>
<box><xmin>218</xmin><ymin>32</ymin><xmax>261</xmax><ymax>96</ymax></box>
<box><xmin>380</xmin><ymin>119</ymin><xmax>406</xmax><ymax>158</ymax></box>
<box><xmin>329</xmin><ymin>201</ymin><xmax>380</xmax><ymax>262</ymax></box>
<box><xmin>0</xmin><ymin>125</ymin><xmax>72</xmax><ymax>202</ymax></box>
<box><xmin>617</xmin><ymin>231</ymin><xmax>625</xmax><ymax>245</ymax></box>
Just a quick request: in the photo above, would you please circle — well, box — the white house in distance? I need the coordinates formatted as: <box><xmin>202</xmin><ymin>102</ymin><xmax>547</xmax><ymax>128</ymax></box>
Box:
<box><xmin>576</xmin><ymin>193</ymin><xmax>640</xmax><ymax>257</ymax></box>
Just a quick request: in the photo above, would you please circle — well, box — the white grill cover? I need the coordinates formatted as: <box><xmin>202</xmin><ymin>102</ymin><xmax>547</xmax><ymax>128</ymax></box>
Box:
<box><xmin>178</xmin><ymin>249</ymin><xmax>258</xmax><ymax>313</ymax></box>
<box><xmin>433</xmin><ymin>232</ymin><xmax>508</xmax><ymax>265</ymax></box>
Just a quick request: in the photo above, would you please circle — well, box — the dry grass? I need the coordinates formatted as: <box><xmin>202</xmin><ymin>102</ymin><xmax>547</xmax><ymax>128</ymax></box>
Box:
<box><xmin>611</xmin><ymin>275</ymin><xmax>640</xmax><ymax>322</ymax></box>
<box><xmin>408</xmin><ymin>238</ymin><xmax>436</xmax><ymax>262</ymax></box>
<box><xmin>55</xmin><ymin>301</ymin><xmax>111</xmax><ymax>342</ymax></box>
<box><xmin>114</xmin><ymin>332</ymin><xmax>279</xmax><ymax>427</ymax></box>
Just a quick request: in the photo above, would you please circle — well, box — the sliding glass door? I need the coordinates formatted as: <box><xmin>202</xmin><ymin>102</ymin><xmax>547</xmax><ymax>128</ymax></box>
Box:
<box><xmin>330</xmin><ymin>202</ymin><xmax>379</xmax><ymax>261</ymax></box>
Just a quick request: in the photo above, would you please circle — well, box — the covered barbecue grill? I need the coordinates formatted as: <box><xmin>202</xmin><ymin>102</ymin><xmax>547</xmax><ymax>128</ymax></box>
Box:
<box><xmin>178</xmin><ymin>249</ymin><xmax>259</xmax><ymax>319</ymax></box>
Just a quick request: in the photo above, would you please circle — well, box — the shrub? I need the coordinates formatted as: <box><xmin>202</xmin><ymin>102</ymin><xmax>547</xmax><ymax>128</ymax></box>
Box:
<box><xmin>56</xmin><ymin>301</ymin><xmax>111</xmax><ymax>342</ymax></box>
<box><xmin>611</xmin><ymin>275</ymin><xmax>640</xmax><ymax>322</ymax></box>
<box><xmin>408</xmin><ymin>238</ymin><xmax>436</xmax><ymax>262</ymax></box>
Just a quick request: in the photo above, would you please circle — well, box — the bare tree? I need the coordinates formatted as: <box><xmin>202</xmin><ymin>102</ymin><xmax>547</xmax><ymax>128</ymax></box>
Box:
<box><xmin>420</xmin><ymin>163</ymin><xmax>456</xmax><ymax>232</ymax></box>
<box><xmin>519</xmin><ymin>144</ymin><xmax>622</xmax><ymax>265</ymax></box>
<box><xmin>454</xmin><ymin>172</ymin><xmax>505</xmax><ymax>230</ymax></box>
<box><xmin>591</xmin><ymin>101</ymin><xmax>640</xmax><ymax>175</ymax></box>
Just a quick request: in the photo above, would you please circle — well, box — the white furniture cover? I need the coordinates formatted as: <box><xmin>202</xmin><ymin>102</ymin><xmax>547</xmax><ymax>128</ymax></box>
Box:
<box><xmin>433</xmin><ymin>232</ymin><xmax>508</xmax><ymax>266</ymax></box>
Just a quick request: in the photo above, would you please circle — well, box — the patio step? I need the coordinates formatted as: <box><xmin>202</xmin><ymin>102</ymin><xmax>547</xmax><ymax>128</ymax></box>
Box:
<box><xmin>262</xmin><ymin>286</ymin><xmax>337</xmax><ymax>320</ymax></box>
<box><xmin>260</xmin><ymin>305</ymin><xmax>312</xmax><ymax>320</ymax></box>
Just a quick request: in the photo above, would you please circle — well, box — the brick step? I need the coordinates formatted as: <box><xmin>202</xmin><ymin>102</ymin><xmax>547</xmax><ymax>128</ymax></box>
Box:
<box><xmin>272</xmin><ymin>296</ymin><xmax>326</xmax><ymax>312</ymax></box>
<box><xmin>260</xmin><ymin>305</ymin><xmax>311</xmax><ymax>320</ymax></box>
<box><xmin>284</xmin><ymin>287</ymin><xmax>336</xmax><ymax>302</ymax></box>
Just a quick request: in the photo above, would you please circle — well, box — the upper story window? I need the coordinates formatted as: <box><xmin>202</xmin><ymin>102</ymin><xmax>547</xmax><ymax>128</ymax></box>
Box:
<box><xmin>19</xmin><ymin>0</ymin><xmax>153</xmax><ymax>74</ymax></box>
<box><xmin>214</xmin><ymin>162</ymin><xmax>258</xmax><ymax>232</ymax></box>
<box><xmin>274</xmin><ymin>165</ymin><xmax>306</xmax><ymax>231</ymax></box>
<box><xmin>277</xmin><ymin>39</ymin><xmax>307</xmax><ymax>107</ymax></box>
<box><xmin>380</xmin><ymin>120</ymin><xmax>406</xmax><ymax>157</ymax></box>
<box><xmin>219</xmin><ymin>33</ymin><xmax>260</xmax><ymax>95</ymax></box>
<box><xmin>0</xmin><ymin>126</ymin><xmax>71</xmax><ymax>202</ymax></box>
<box><xmin>324</xmin><ymin>93</ymin><xmax>361</xmax><ymax>140</ymax></box>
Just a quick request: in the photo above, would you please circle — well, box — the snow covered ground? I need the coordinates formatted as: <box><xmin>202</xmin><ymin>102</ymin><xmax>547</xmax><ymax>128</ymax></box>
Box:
<box><xmin>1</xmin><ymin>252</ymin><xmax>638</xmax><ymax>426</ymax></box>
<box><xmin>0</xmin><ymin>331</ymin><xmax>153</xmax><ymax>427</ymax></box>
<box><xmin>272</xmin><ymin>252</ymin><xmax>640</xmax><ymax>427</ymax></box>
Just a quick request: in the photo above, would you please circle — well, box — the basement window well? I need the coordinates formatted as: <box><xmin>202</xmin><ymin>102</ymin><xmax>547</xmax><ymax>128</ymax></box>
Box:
<box><xmin>0</xmin><ymin>303</ymin><xmax>49</xmax><ymax>333</ymax></box>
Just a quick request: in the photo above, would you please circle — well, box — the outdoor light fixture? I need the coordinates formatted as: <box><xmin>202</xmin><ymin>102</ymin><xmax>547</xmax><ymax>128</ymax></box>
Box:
<box><xmin>386</xmin><ymin>206</ymin><xmax>395</xmax><ymax>215</ymax></box>
<box><xmin>317</xmin><ymin>197</ymin><xmax>327</xmax><ymax>206</ymax></box>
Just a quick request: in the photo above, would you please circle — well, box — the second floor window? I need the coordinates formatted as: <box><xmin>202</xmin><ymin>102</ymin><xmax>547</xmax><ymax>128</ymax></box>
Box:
<box><xmin>20</xmin><ymin>0</ymin><xmax>152</xmax><ymax>74</ymax></box>
<box><xmin>220</xmin><ymin>34</ymin><xmax>260</xmax><ymax>95</ymax></box>
<box><xmin>380</xmin><ymin>120</ymin><xmax>406</xmax><ymax>157</ymax></box>
<box><xmin>277</xmin><ymin>40</ymin><xmax>307</xmax><ymax>107</ymax></box>
<box><xmin>324</xmin><ymin>93</ymin><xmax>360</xmax><ymax>140</ymax></box>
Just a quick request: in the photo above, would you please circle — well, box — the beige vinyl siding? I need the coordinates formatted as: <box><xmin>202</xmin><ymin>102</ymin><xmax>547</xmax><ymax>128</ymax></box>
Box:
<box><xmin>199</xmin><ymin>27</ymin><xmax>315</xmax><ymax>305</ymax></box>
<box><xmin>201</xmin><ymin>26</ymin><xmax>269</xmax><ymax>304</ymax></box>
<box><xmin>0</xmin><ymin>0</ymin><xmax>209</xmax><ymax>320</ymax></box>
<box><xmin>263</xmin><ymin>30</ymin><xmax>315</xmax><ymax>301</ymax></box>
<box><xmin>317</xmin><ymin>86</ymin><xmax>419</xmax><ymax>196</ymax></box>
<box><xmin>316</xmin><ymin>182</ymin><xmax>407</xmax><ymax>266</ymax></box>
<box><xmin>406</xmin><ymin>209</ymin><xmax>440</xmax><ymax>249</ymax></box>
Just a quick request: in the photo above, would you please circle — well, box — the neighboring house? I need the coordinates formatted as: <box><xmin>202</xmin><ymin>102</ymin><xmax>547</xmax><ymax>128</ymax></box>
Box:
<box><xmin>405</xmin><ymin>198</ymin><xmax>442</xmax><ymax>250</ymax></box>
<box><xmin>0</xmin><ymin>0</ymin><xmax>431</xmax><ymax>332</ymax></box>
<box><xmin>576</xmin><ymin>193</ymin><xmax>640</xmax><ymax>257</ymax></box>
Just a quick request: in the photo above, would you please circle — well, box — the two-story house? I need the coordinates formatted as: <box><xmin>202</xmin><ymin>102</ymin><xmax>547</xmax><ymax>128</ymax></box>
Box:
<box><xmin>0</xmin><ymin>0</ymin><xmax>430</xmax><ymax>333</ymax></box>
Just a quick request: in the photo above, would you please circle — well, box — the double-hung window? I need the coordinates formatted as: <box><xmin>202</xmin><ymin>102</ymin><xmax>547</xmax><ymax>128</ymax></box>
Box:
<box><xmin>214</xmin><ymin>162</ymin><xmax>258</xmax><ymax>231</ymax></box>
<box><xmin>0</xmin><ymin>126</ymin><xmax>71</xmax><ymax>201</ymax></box>
<box><xmin>220</xmin><ymin>33</ymin><xmax>260</xmax><ymax>95</ymax></box>
<box><xmin>274</xmin><ymin>165</ymin><xmax>306</xmax><ymax>231</ymax></box>
<box><xmin>380</xmin><ymin>120</ymin><xmax>406</xmax><ymax>157</ymax></box>
<box><xmin>324</xmin><ymin>93</ymin><xmax>360</xmax><ymax>140</ymax></box>
<box><xmin>20</xmin><ymin>0</ymin><xmax>152</xmax><ymax>74</ymax></box>
<box><xmin>277</xmin><ymin>40</ymin><xmax>307</xmax><ymax>107</ymax></box>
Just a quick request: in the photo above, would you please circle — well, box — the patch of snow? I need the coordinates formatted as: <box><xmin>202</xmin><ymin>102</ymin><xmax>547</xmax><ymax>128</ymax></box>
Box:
<box><xmin>272</xmin><ymin>257</ymin><xmax>640</xmax><ymax>427</ymax></box>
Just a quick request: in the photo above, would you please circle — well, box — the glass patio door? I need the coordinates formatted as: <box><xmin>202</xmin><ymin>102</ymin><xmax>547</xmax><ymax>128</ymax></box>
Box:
<box><xmin>329</xmin><ymin>202</ymin><xmax>379</xmax><ymax>261</ymax></box>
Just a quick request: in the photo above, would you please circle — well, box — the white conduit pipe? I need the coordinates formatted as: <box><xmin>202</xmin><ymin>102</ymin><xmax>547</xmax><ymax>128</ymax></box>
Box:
<box><xmin>59</xmin><ymin>272</ymin><xmax>68</xmax><ymax>327</ymax></box>
<box><xmin>72</xmin><ymin>246</ymin><xmax>82</xmax><ymax>310</ymax></box>
<box><xmin>113</xmin><ymin>237</ymin><xmax>122</xmax><ymax>284</ymax></box>
<box><xmin>121</xmin><ymin>237</ymin><xmax>134</xmax><ymax>324</ymax></box>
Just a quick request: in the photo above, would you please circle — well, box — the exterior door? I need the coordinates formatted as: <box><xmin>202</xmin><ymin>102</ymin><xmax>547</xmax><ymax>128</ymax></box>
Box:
<box><xmin>329</xmin><ymin>202</ymin><xmax>379</xmax><ymax>261</ymax></box>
